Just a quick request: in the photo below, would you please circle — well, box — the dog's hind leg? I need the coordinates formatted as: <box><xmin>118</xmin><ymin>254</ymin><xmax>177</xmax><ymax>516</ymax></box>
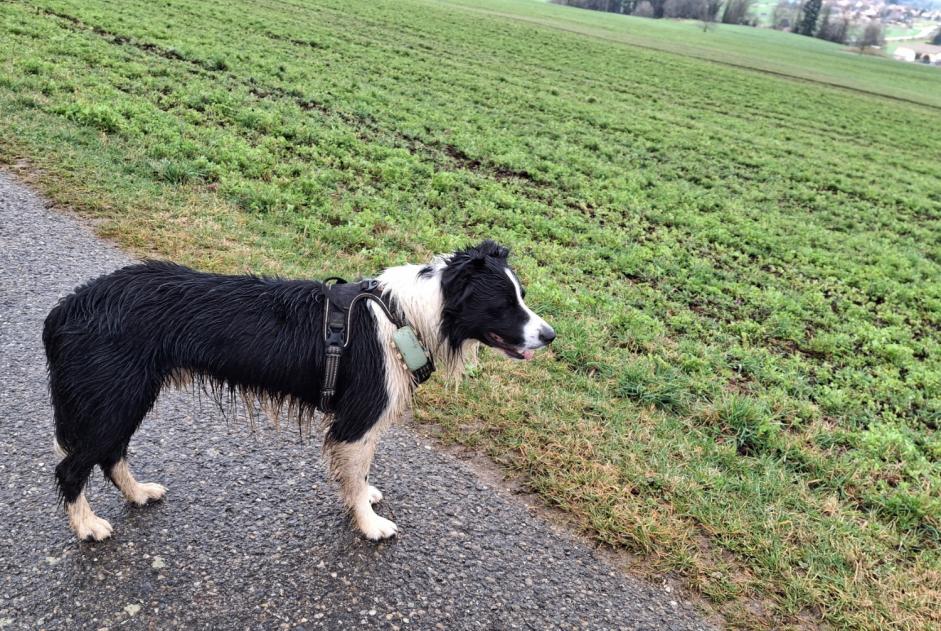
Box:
<box><xmin>104</xmin><ymin>456</ymin><xmax>167</xmax><ymax>506</ymax></box>
<box><xmin>324</xmin><ymin>430</ymin><xmax>397</xmax><ymax>541</ymax></box>
<box><xmin>52</xmin><ymin>359</ymin><xmax>164</xmax><ymax>540</ymax></box>
<box><xmin>56</xmin><ymin>452</ymin><xmax>113</xmax><ymax>541</ymax></box>
<box><xmin>97</xmin><ymin>390</ymin><xmax>167</xmax><ymax>507</ymax></box>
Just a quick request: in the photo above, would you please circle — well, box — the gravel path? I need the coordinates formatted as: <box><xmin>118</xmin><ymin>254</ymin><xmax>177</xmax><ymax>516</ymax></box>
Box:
<box><xmin>0</xmin><ymin>171</ymin><xmax>713</xmax><ymax>630</ymax></box>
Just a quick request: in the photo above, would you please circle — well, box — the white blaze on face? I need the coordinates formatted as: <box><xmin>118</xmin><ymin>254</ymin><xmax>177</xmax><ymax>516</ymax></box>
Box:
<box><xmin>505</xmin><ymin>268</ymin><xmax>550</xmax><ymax>349</ymax></box>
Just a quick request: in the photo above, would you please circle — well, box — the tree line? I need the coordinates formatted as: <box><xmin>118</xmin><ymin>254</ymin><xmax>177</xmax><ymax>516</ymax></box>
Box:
<box><xmin>773</xmin><ymin>0</ymin><xmax>885</xmax><ymax>47</ymax></box>
<box><xmin>551</xmin><ymin>0</ymin><xmax>755</xmax><ymax>25</ymax></box>
<box><xmin>552</xmin><ymin>0</ymin><xmax>888</xmax><ymax>48</ymax></box>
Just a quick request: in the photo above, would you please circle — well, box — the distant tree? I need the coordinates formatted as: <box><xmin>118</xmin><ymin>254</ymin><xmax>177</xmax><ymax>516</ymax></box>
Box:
<box><xmin>551</xmin><ymin>0</ymin><xmax>623</xmax><ymax>12</ymax></box>
<box><xmin>663</xmin><ymin>0</ymin><xmax>714</xmax><ymax>20</ymax></box>
<box><xmin>771</xmin><ymin>0</ymin><xmax>797</xmax><ymax>30</ymax></box>
<box><xmin>627</xmin><ymin>0</ymin><xmax>666</xmax><ymax>18</ymax></box>
<box><xmin>932</xmin><ymin>30</ymin><xmax>941</xmax><ymax>45</ymax></box>
<box><xmin>632</xmin><ymin>0</ymin><xmax>655</xmax><ymax>16</ymax></box>
<box><xmin>550</xmin><ymin>0</ymin><xmax>630</xmax><ymax>12</ymax></box>
<box><xmin>796</xmin><ymin>0</ymin><xmax>822</xmax><ymax>36</ymax></box>
<box><xmin>816</xmin><ymin>5</ymin><xmax>831</xmax><ymax>38</ymax></box>
<box><xmin>721</xmin><ymin>0</ymin><xmax>754</xmax><ymax>24</ymax></box>
<box><xmin>555</xmin><ymin>0</ymin><xmax>745</xmax><ymax>24</ymax></box>
<box><xmin>856</xmin><ymin>20</ymin><xmax>884</xmax><ymax>53</ymax></box>
<box><xmin>834</xmin><ymin>15</ymin><xmax>850</xmax><ymax>43</ymax></box>
<box><xmin>817</xmin><ymin>7</ymin><xmax>850</xmax><ymax>43</ymax></box>
<box><xmin>663</xmin><ymin>0</ymin><xmax>711</xmax><ymax>18</ymax></box>
<box><xmin>663</xmin><ymin>0</ymin><xmax>683</xmax><ymax>17</ymax></box>
<box><xmin>701</xmin><ymin>0</ymin><xmax>722</xmax><ymax>29</ymax></box>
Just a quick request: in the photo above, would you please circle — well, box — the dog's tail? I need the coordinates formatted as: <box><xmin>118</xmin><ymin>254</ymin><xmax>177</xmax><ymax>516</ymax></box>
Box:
<box><xmin>43</xmin><ymin>300</ymin><xmax>72</xmax><ymax>456</ymax></box>
<box><xmin>42</xmin><ymin>300</ymin><xmax>65</xmax><ymax>364</ymax></box>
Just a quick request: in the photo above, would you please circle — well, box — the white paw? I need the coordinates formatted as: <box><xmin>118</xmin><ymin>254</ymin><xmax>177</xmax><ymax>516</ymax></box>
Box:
<box><xmin>74</xmin><ymin>514</ymin><xmax>113</xmax><ymax>541</ymax></box>
<box><xmin>367</xmin><ymin>485</ymin><xmax>383</xmax><ymax>505</ymax></box>
<box><xmin>127</xmin><ymin>482</ymin><xmax>167</xmax><ymax>506</ymax></box>
<box><xmin>356</xmin><ymin>510</ymin><xmax>398</xmax><ymax>541</ymax></box>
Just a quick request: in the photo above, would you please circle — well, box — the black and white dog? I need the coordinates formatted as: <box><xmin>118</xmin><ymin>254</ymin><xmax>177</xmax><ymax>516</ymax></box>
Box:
<box><xmin>44</xmin><ymin>240</ymin><xmax>555</xmax><ymax>541</ymax></box>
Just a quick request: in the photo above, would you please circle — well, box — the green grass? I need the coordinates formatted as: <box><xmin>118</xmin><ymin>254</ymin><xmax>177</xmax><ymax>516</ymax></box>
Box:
<box><xmin>457</xmin><ymin>1</ymin><xmax>941</xmax><ymax>107</ymax></box>
<box><xmin>885</xmin><ymin>21</ymin><xmax>939</xmax><ymax>40</ymax></box>
<box><xmin>1</xmin><ymin>0</ymin><xmax>940</xmax><ymax>628</ymax></box>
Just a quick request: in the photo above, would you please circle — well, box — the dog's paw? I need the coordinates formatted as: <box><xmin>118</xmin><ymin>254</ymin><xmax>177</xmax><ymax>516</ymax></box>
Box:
<box><xmin>367</xmin><ymin>485</ymin><xmax>383</xmax><ymax>505</ymax></box>
<box><xmin>357</xmin><ymin>511</ymin><xmax>398</xmax><ymax>541</ymax></box>
<box><xmin>129</xmin><ymin>482</ymin><xmax>167</xmax><ymax>506</ymax></box>
<box><xmin>74</xmin><ymin>514</ymin><xmax>113</xmax><ymax>542</ymax></box>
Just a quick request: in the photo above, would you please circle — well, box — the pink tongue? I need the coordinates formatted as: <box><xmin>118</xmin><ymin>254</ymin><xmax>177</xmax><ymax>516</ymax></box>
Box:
<box><xmin>521</xmin><ymin>349</ymin><xmax>535</xmax><ymax>360</ymax></box>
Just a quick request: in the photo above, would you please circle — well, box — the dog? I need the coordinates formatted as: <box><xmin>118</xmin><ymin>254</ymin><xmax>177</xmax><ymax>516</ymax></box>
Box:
<box><xmin>43</xmin><ymin>240</ymin><xmax>555</xmax><ymax>541</ymax></box>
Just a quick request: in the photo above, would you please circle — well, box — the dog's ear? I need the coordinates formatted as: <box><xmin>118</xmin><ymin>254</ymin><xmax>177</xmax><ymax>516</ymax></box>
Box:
<box><xmin>444</xmin><ymin>240</ymin><xmax>510</xmax><ymax>291</ymax></box>
<box><xmin>470</xmin><ymin>239</ymin><xmax>509</xmax><ymax>263</ymax></box>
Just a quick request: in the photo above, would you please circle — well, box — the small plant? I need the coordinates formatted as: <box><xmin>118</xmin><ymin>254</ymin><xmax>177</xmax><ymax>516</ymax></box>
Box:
<box><xmin>617</xmin><ymin>359</ymin><xmax>692</xmax><ymax>413</ymax></box>
<box><xmin>153</xmin><ymin>158</ymin><xmax>197</xmax><ymax>184</ymax></box>
<box><xmin>58</xmin><ymin>103</ymin><xmax>125</xmax><ymax>134</ymax></box>
<box><xmin>706</xmin><ymin>394</ymin><xmax>780</xmax><ymax>456</ymax></box>
<box><xmin>208</xmin><ymin>56</ymin><xmax>229</xmax><ymax>71</ymax></box>
<box><xmin>21</xmin><ymin>58</ymin><xmax>49</xmax><ymax>75</ymax></box>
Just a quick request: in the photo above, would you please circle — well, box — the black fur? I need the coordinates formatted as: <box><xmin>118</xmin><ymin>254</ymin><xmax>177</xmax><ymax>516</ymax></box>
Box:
<box><xmin>43</xmin><ymin>240</ymin><xmax>555</xmax><ymax>543</ymax></box>
<box><xmin>44</xmin><ymin>261</ymin><xmax>386</xmax><ymax>504</ymax></box>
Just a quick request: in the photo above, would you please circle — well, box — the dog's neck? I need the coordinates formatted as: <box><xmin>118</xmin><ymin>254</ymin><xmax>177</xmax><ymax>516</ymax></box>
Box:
<box><xmin>377</xmin><ymin>260</ymin><xmax>478</xmax><ymax>382</ymax></box>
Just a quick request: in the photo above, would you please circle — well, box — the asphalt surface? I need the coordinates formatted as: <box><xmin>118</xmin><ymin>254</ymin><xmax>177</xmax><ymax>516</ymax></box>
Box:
<box><xmin>0</xmin><ymin>171</ymin><xmax>713</xmax><ymax>630</ymax></box>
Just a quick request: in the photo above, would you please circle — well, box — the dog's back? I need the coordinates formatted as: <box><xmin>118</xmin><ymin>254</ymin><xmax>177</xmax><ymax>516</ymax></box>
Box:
<box><xmin>43</xmin><ymin>262</ymin><xmax>350</xmax><ymax>538</ymax></box>
<box><xmin>45</xmin><ymin>262</ymin><xmax>330</xmax><ymax>399</ymax></box>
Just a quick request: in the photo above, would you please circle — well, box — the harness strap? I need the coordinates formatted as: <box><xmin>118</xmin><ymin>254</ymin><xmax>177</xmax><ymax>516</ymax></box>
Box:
<box><xmin>319</xmin><ymin>345</ymin><xmax>343</xmax><ymax>413</ymax></box>
<box><xmin>318</xmin><ymin>278</ymin><xmax>430</xmax><ymax>414</ymax></box>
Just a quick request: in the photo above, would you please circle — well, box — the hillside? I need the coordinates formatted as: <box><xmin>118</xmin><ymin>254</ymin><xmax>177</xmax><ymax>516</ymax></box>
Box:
<box><xmin>1</xmin><ymin>0</ymin><xmax>940</xmax><ymax>628</ymax></box>
<box><xmin>470</xmin><ymin>0</ymin><xmax>941</xmax><ymax>106</ymax></box>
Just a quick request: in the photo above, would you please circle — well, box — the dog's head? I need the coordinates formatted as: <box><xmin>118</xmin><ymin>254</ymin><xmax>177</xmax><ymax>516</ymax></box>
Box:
<box><xmin>440</xmin><ymin>240</ymin><xmax>555</xmax><ymax>360</ymax></box>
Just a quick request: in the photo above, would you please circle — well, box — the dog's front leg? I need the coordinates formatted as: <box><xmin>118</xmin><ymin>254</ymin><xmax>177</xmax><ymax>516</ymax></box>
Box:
<box><xmin>324</xmin><ymin>429</ymin><xmax>397</xmax><ymax>541</ymax></box>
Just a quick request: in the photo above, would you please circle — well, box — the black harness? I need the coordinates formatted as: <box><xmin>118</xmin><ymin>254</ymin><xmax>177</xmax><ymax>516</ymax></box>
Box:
<box><xmin>318</xmin><ymin>278</ymin><xmax>435</xmax><ymax>413</ymax></box>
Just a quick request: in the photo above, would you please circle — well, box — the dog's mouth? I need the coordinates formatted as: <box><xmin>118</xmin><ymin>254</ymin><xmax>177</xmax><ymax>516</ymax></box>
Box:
<box><xmin>485</xmin><ymin>332</ymin><xmax>535</xmax><ymax>361</ymax></box>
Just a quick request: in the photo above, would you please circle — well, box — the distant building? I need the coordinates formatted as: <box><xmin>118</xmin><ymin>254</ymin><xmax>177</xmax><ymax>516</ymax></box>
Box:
<box><xmin>894</xmin><ymin>47</ymin><xmax>916</xmax><ymax>61</ymax></box>
<box><xmin>894</xmin><ymin>44</ymin><xmax>941</xmax><ymax>65</ymax></box>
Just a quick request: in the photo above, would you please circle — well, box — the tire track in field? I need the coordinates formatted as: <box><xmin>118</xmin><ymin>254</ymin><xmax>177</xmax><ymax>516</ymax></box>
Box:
<box><xmin>36</xmin><ymin>1</ymin><xmax>924</xmax><ymax>244</ymax></box>
<box><xmin>35</xmin><ymin>3</ymin><xmax>646</xmax><ymax>245</ymax></box>
<box><xmin>37</xmin><ymin>6</ymin><xmax>548</xmax><ymax>188</ymax></box>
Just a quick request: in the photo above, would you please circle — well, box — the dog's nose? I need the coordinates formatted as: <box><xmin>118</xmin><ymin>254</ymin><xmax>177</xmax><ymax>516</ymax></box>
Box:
<box><xmin>538</xmin><ymin>325</ymin><xmax>556</xmax><ymax>345</ymax></box>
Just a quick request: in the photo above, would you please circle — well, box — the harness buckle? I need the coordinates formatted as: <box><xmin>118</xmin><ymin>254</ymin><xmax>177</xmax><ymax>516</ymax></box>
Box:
<box><xmin>325</xmin><ymin>320</ymin><xmax>346</xmax><ymax>347</ymax></box>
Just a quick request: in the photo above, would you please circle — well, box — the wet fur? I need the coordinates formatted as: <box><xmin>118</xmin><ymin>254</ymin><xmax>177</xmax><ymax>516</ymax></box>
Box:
<box><xmin>43</xmin><ymin>240</ymin><xmax>553</xmax><ymax>541</ymax></box>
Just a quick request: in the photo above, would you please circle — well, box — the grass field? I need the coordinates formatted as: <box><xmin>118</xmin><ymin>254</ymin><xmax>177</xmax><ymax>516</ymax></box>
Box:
<box><xmin>886</xmin><ymin>23</ymin><xmax>933</xmax><ymax>39</ymax></box>
<box><xmin>462</xmin><ymin>1</ymin><xmax>941</xmax><ymax>107</ymax></box>
<box><xmin>1</xmin><ymin>0</ymin><xmax>940</xmax><ymax>628</ymax></box>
